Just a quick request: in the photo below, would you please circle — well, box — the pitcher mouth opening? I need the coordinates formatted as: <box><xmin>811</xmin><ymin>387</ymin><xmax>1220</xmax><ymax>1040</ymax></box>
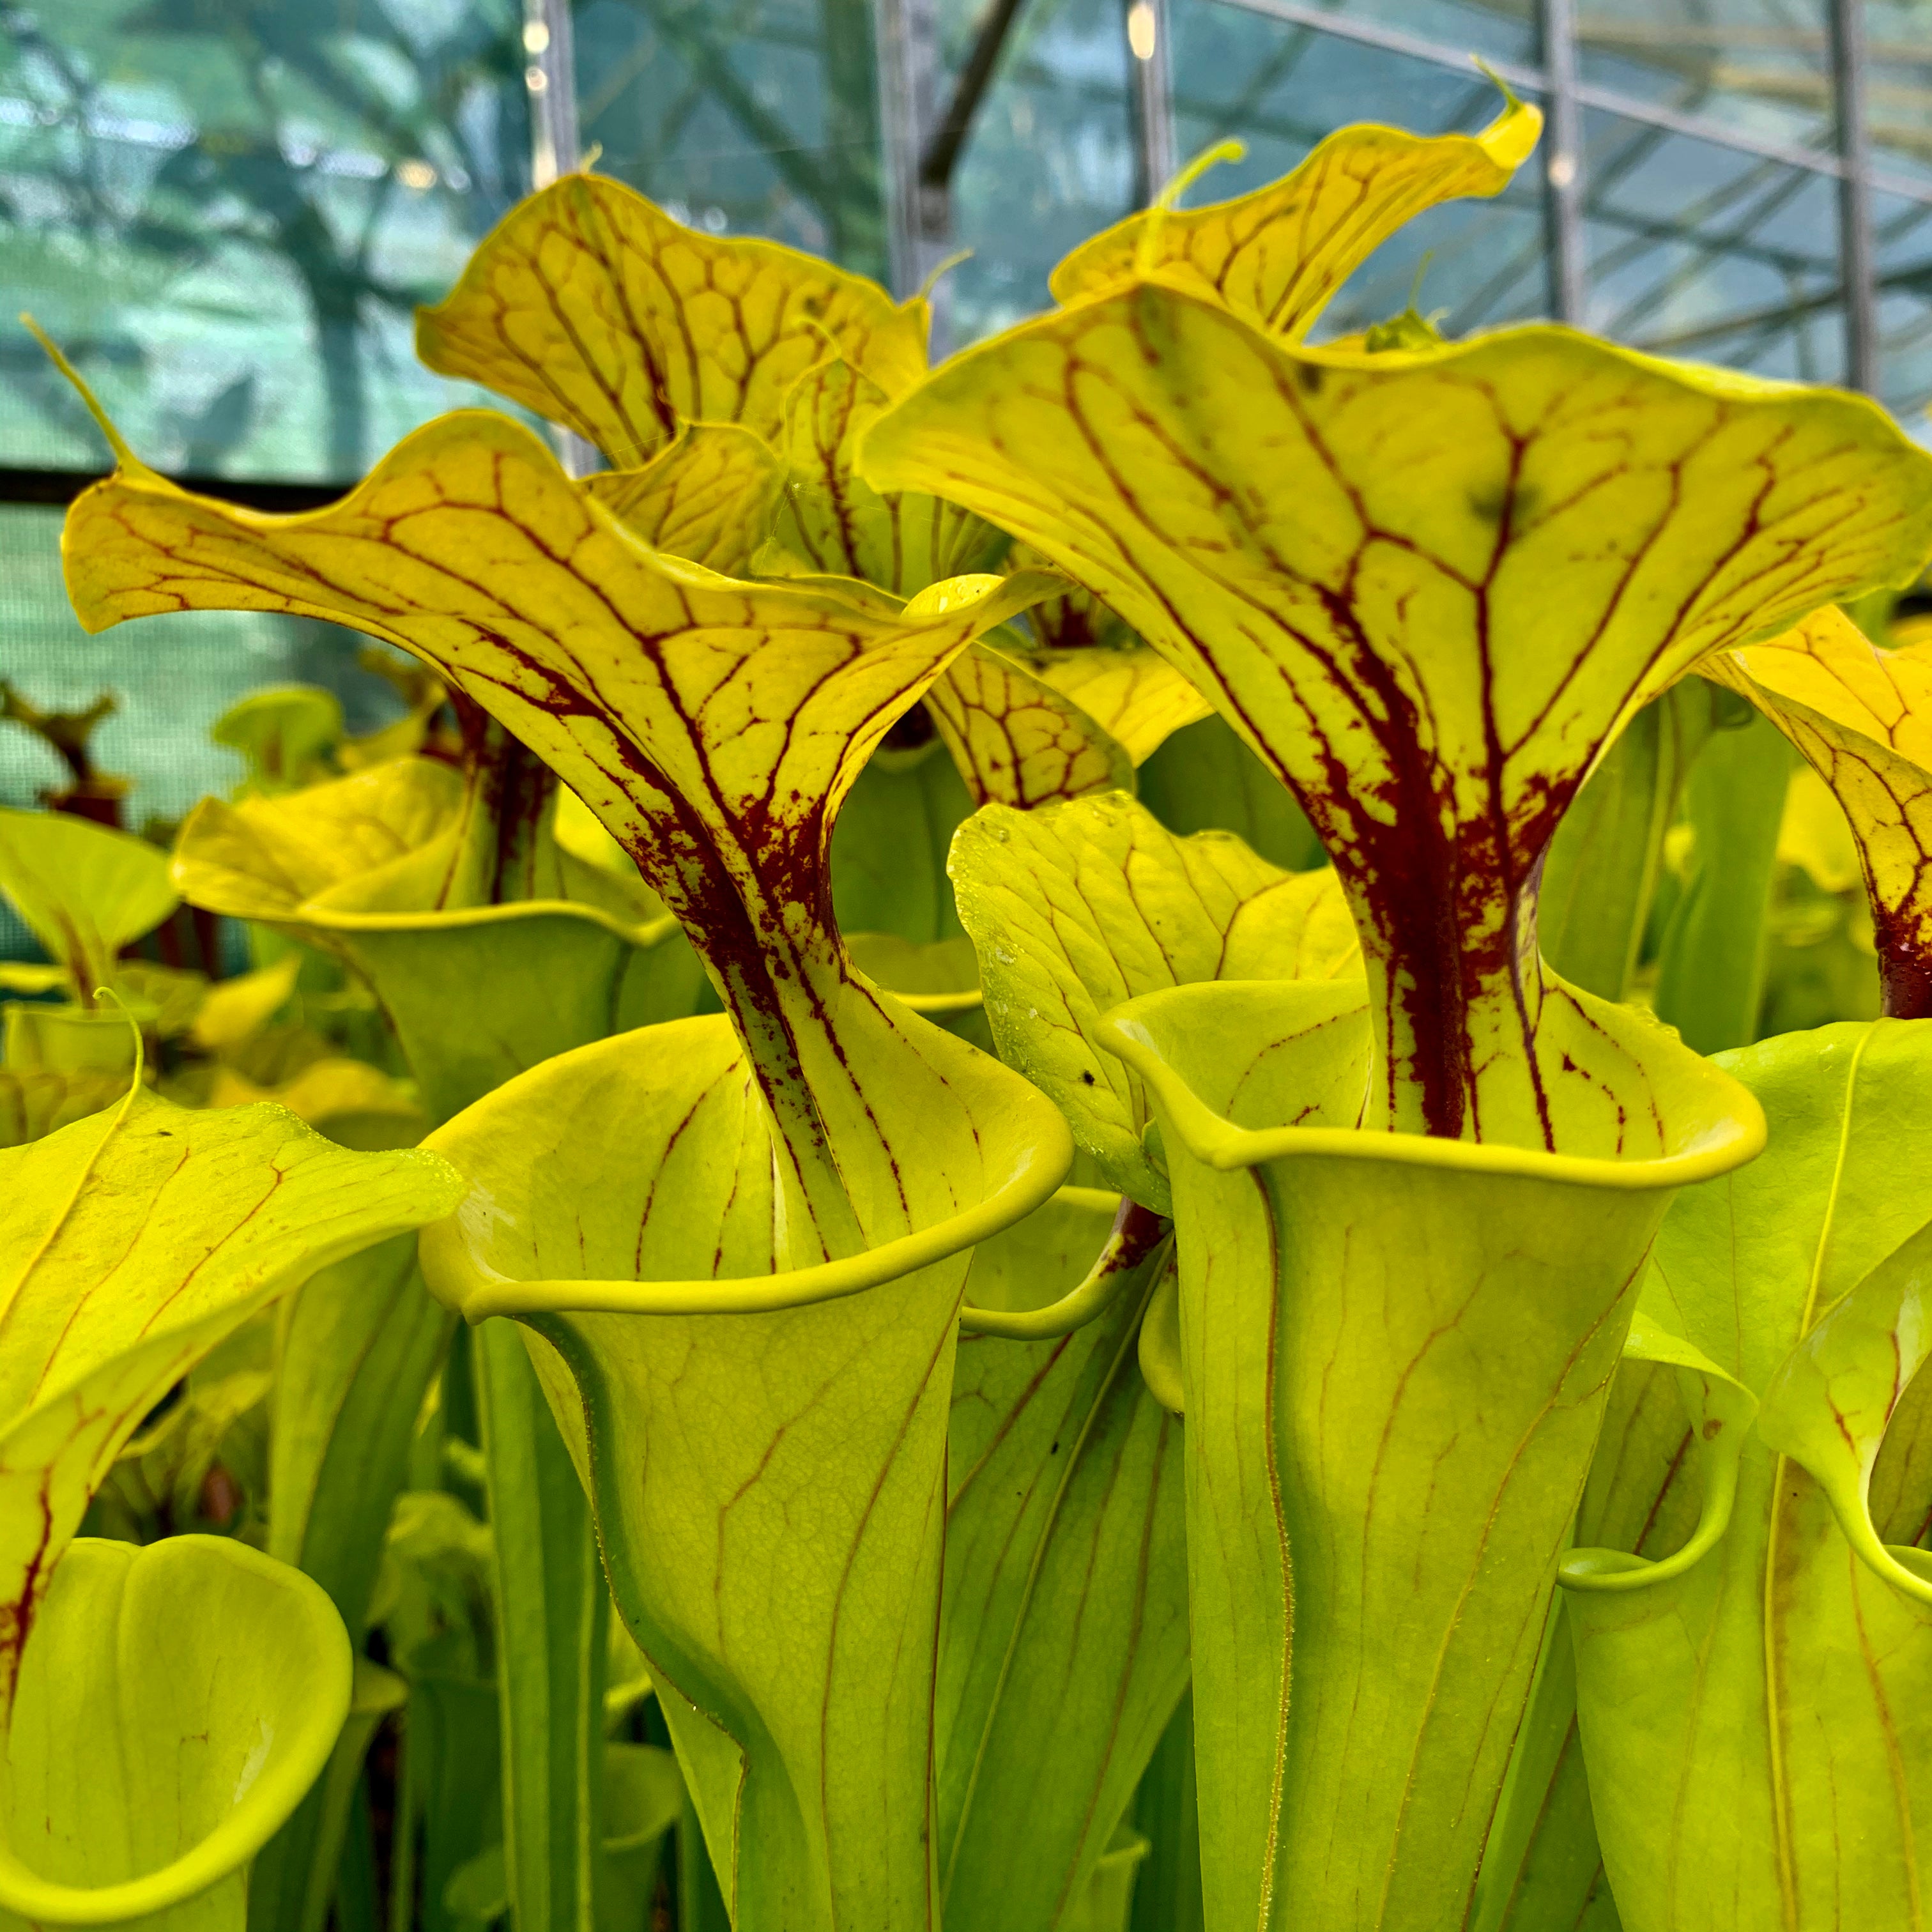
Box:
<box><xmin>418</xmin><ymin>1016</ymin><xmax>1074</xmax><ymax>1322</ymax></box>
<box><xmin>0</xmin><ymin>1537</ymin><xmax>351</xmax><ymax>1930</ymax></box>
<box><xmin>1099</xmin><ymin>979</ymin><xmax>1767</xmax><ymax>1195</ymax></box>
<box><xmin>423</xmin><ymin>1124</ymin><xmax>1071</xmax><ymax>1321</ymax></box>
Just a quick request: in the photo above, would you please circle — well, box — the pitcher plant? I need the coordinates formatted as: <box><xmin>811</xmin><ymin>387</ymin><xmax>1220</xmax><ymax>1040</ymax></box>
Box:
<box><xmin>15</xmin><ymin>80</ymin><xmax>1932</xmax><ymax>1932</ymax></box>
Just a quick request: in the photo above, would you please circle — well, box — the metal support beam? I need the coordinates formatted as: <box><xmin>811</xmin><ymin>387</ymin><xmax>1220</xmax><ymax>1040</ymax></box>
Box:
<box><xmin>876</xmin><ymin>0</ymin><xmax>944</xmax><ymax>296</ymax></box>
<box><xmin>1538</xmin><ymin>0</ymin><xmax>1587</xmax><ymax>325</ymax></box>
<box><xmin>521</xmin><ymin>0</ymin><xmax>599</xmax><ymax>476</ymax></box>
<box><xmin>1210</xmin><ymin>0</ymin><xmax>1932</xmax><ymax>207</ymax></box>
<box><xmin>1127</xmin><ymin>0</ymin><xmax>1177</xmax><ymax>204</ymax></box>
<box><xmin>522</xmin><ymin>0</ymin><xmax>581</xmax><ymax>191</ymax></box>
<box><xmin>1211</xmin><ymin>0</ymin><xmax>1542</xmax><ymax>93</ymax></box>
<box><xmin>1829</xmin><ymin>0</ymin><xmax>1878</xmax><ymax>392</ymax></box>
<box><xmin>886</xmin><ymin>0</ymin><xmax>1015</xmax><ymax>346</ymax></box>
<box><xmin>919</xmin><ymin>0</ymin><xmax>1030</xmax><ymax>218</ymax></box>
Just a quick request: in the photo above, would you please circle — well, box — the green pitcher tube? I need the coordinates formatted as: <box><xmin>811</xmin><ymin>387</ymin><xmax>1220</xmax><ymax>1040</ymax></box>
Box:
<box><xmin>420</xmin><ymin>1009</ymin><xmax>1073</xmax><ymax>1931</ymax></box>
<box><xmin>1101</xmin><ymin>976</ymin><xmax>1765</xmax><ymax>1932</ymax></box>
<box><xmin>1560</xmin><ymin>1022</ymin><xmax>1932</xmax><ymax>1932</ymax></box>
<box><xmin>0</xmin><ymin>1538</ymin><xmax>352</xmax><ymax>1932</ymax></box>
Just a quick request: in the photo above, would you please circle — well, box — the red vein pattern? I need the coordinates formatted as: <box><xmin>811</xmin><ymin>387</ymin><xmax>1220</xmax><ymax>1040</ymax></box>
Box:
<box><xmin>924</xmin><ymin>644</ymin><xmax>1133</xmax><ymax>810</ymax></box>
<box><xmin>864</xmin><ymin>289</ymin><xmax>1932</xmax><ymax>1141</ymax></box>
<box><xmin>1050</xmin><ymin>99</ymin><xmax>1540</xmax><ymax>342</ymax></box>
<box><xmin>777</xmin><ymin>356</ymin><xmax>994</xmax><ymax>596</ymax></box>
<box><xmin>1712</xmin><ymin>608</ymin><xmax>1932</xmax><ymax>1018</ymax></box>
<box><xmin>586</xmin><ymin>422</ymin><xmax>786</xmax><ymax>576</ymax></box>
<box><xmin>65</xmin><ymin>412</ymin><xmax>1050</xmax><ymax>1248</ymax></box>
<box><xmin>417</xmin><ymin>172</ymin><xmax>928</xmax><ymax>468</ymax></box>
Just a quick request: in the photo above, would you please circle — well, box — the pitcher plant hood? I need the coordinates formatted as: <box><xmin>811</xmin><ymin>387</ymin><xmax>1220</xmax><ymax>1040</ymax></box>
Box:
<box><xmin>58</xmin><ymin>406</ymin><xmax>1056</xmax><ymax>1250</ymax></box>
<box><xmin>1705</xmin><ymin>604</ymin><xmax>1932</xmax><ymax>1017</ymax></box>
<box><xmin>862</xmin><ymin>298</ymin><xmax>1932</xmax><ymax>1141</ymax></box>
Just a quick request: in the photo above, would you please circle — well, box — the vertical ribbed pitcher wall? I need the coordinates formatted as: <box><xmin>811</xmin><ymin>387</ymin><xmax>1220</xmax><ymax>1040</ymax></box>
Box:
<box><xmin>1103</xmin><ymin>976</ymin><xmax>1766</xmax><ymax>1931</ymax></box>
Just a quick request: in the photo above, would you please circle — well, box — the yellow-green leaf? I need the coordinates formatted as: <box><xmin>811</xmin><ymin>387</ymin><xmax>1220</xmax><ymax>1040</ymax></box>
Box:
<box><xmin>600</xmin><ymin>1742</ymin><xmax>684</xmax><ymax>1931</ymax></box>
<box><xmin>865</xmin><ymin>292</ymin><xmax>1932</xmax><ymax>1142</ymax></box>
<box><xmin>208</xmin><ymin>1055</ymin><xmax>425</xmax><ymax>1140</ymax></box>
<box><xmin>113</xmin><ymin>961</ymin><xmax>208</xmax><ymax>1040</ymax></box>
<box><xmin>584</xmin><ymin>422</ymin><xmax>786</xmax><ymax>576</ymax></box>
<box><xmin>1777</xmin><ymin>763</ymin><xmax>1863</xmax><ymax>896</ymax></box>
<box><xmin>1021</xmin><ymin>640</ymin><xmax>1210</xmax><ymax>767</ymax></box>
<box><xmin>111</xmin><ymin>1363</ymin><xmax>273</xmax><ymax>1540</ymax></box>
<box><xmin>0</xmin><ymin>806</ymin><xmax>176</xmax><ymax>997</ymax></box>
<box><xmin>1707</xmin><ymin>604</ymin><xmax>1932</xmax><ymax>1015</ymax></box>
<box><xmin>189</xmin><ymin>951</ymin><xmax>302</xmax><ymax>1052</ymax></box>
<box><xmin>415</xmin><ymin>172</ymin><xmax>928</xmax><ymax>466</ymax></box>
<box><xmin>1049</xmin><ymin>95</ymin><xmax>1541</xmax><ymax>338</ymax></box>
<box><xmin>1</xmin><ymin>1002</ymin><xmax>142</xmax><ymax>1076</ymax></box>
<box><xmin>771</xmin><ymin>355</ymin><xmax>998</xmax><ymax>594</ymax></box>
<box><xmin>168</xmin><ymin>755</ymin><xmax>687</xmax><ymax>1125</ymax></box>
<box><xmin>338</xmin><ymin>652</ymin><xmax>447</xmax><ymax>772</ymax></box>
<box><xmin>553</xmin><ymin>781</ymin><xmax>640</xmax><ymax>881</ymax></box>
<box><xmin>0</xmin><ymin>965</ymin><xmax>66</xmax><ymax>997</ymax></box>
<box><xmin>925</xmin><ymin>643</ymin><xmax>1134</xmax><ymax>809</ymax></box>
<box><xmin>1559</xmin><ymin>1312</ymin><xmax>1758</xmax><ymax>1591</ymax></box>
<box><xmin>0</xmin><ymin>1085</ymin><xmax>461</xmax><ymax>1708</ymax></box>
<box><xmin>64</xmin><ymin>410</ymin><xmax>1053</xmax><ymax>1239</ymax></box>
<box><xmin>176</xmin><ymin>759</ymin><xmax>479</xmax><ymax>922</ymax></box>
<box><xmin>1017</xmin><ymin>543</ymin><xmax>1137</xmax><ymax>654</ymax></box>
<box><xmin>212</xmin><ymin>684</ymin><xmax>346</xmax><ymax>795</ymax></box>
<box><xmin>951</xmin><ymin>792</ymin><xmax>1358</xmax><ymax>1211</ymax></box>
<box><xmin>1009</xmin><ymin>549</ymin><xmax>1213</xmax><ymax>763</ymax></box>
<box><xmin>844</xmin><ymin>931</ymin><xmax>982</xmax><ymax>1014</ymax></box>
<box><xmin>1756</xmin><ymin>1217</ymin><xmax>1932</xmax><ymax>1608</ymax></box>
<box><xmin>1561</xmin><ymin>1022</ymin><xmax>1932</xmax><ymax>1932</ymax></box>
<box><xmin>830</xmin><ymin>728</ymin><xmax>974</xmax><ymax>946</ymax></box>
<box><xmin>249</xmin><ymin>1655</ymin><xmax>409</xmax><ymax>1932</ymax></box>
<box><xmin>264</xmin><ymin>1238</ymin><xmax>448</xmax><ymax>1639</ymax></box>
<box><xmin>939</xmin><ymin>1188</ymin><xmax>1186</xmax><ymax>1931</ymax></box>
<box><xmin>605</xmin><ymin>1611</ymin><xmax>656</xmax><ymax>1731</ymax></box>
<box><xmin>1096</xmin><ymin>972</ymin><xmax>1761</xmax><ymax>1932</ymax></box>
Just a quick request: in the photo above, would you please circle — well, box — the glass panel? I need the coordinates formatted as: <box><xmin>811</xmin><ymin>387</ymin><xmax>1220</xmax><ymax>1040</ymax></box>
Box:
<box><xmin>1576</xmin><ymin>0</ymin><xmax>1835</xmax><ymax>155</ymax></box>
<box><xmin>1169</xmin><ymin>8</ymin><xmax>1552</xmax><ymax>337</ymax></box>
<box><xmin>1581</xmin><ymin>107</ymin><xmax>1844</xmax><ymax>382</ymax></box>
<box><xmin>574</xmin><ymin>0</ymin><xmax>892</xmax><ymax>283</ymax></box>
<box><xmin>1874</xmin><ymin>185</ymin><xmax>1932</xmax><ymax>438</ymax></box>
<box><xmin>1866</xmin><ymin>0</ymin><xmax>1932</xmax><ymax>189</ymax></box>
<box><xmin>939</xmin><ymin>0</ymin><xmax>1138</xmax><ymax>347</ymax></box>
<box><xmin>1227</xmin><ymin>0</ymin><xmax>1536</xmax><ymax>70</ymax></box>
<box><xmin>1</xmin><ymin>0</ymin><xmax>533</xmax><ymax>484</ymax></box>
<box><xmin>0</xmin><ymin>503</ymin><xmax>404</xmax><ymax>835</ymax></box>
